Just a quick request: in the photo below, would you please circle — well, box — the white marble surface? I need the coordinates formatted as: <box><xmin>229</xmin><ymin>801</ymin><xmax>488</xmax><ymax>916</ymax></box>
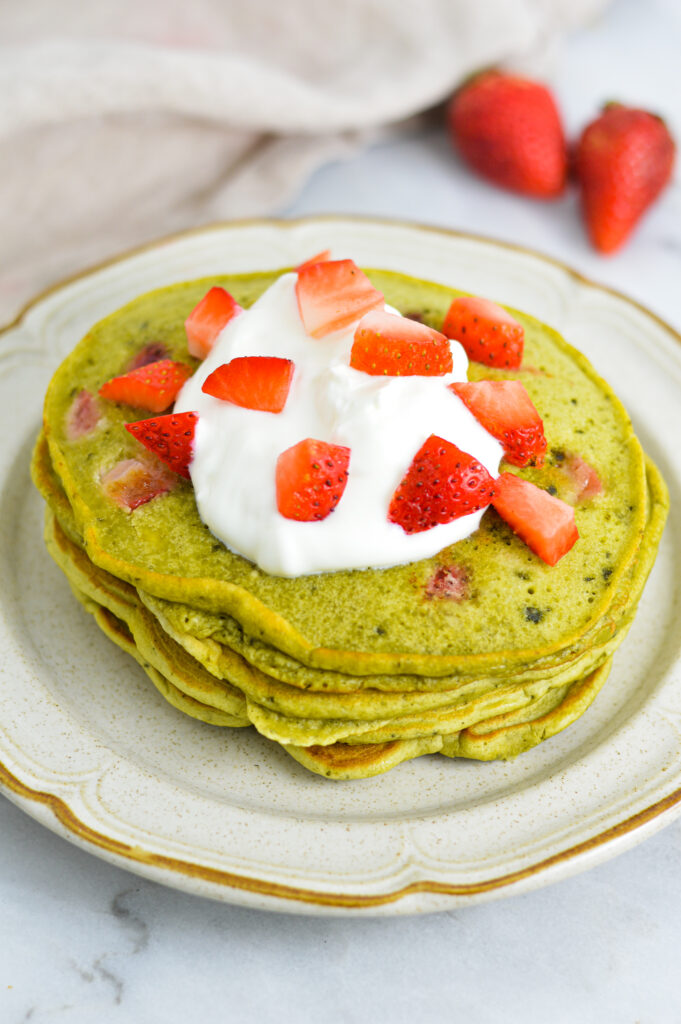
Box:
<box><xmin>3</xmin><ymin>0</ymin><xmax>681</xmax><ymax>1020</ymax></box>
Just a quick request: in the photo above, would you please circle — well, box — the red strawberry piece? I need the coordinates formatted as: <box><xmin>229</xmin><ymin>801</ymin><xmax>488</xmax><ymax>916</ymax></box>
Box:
<box><xmin>442</xmin><ymin>296</ymin><xmax>524</xmax><ymax>368</ymax></box>
<box><xmin>425</xmin><ymin>564</ymin><xmax>470</xmax><ymax>601</ymax></box>
<box><xmin>450</xmin><ymin>380</ymin><xmax>546</xmax><ymax>467</ymax></box>
<box><xmin>100</xmin><ymin>458</ymin><xmax>177</xmax><ymax>511</ymax></box>
<box><xmin>493</xmin><ymin>472</ymin><xmax>578</xmax><ymax>565</ymax></box>
<box><xmin>565</xmin><ymin>453</ymin><xmax>602</xmax><ymax>503</ymax></box>
<box><xmin>350</xmin><ymin>310</ymin><xmax>453</xmax><ymax>376</ymax></box>
<box><xmin>185</xmin><ymin>287</ymin><xmax>243</xmax><ymax>359</ymax></box>
<box><xmin>202</xmin><ymin>356</ymin><xmax>294</xmax><ymax>413</ymax></box>
<box><xmin>99</xmin><ymin>359</ymin><xmax>193</xmax><ymax>413</ymax></box>
<box><xmin>276</xmin><ymin>438</ymin><xmax>350</xmax><ymax>521</ymax></box>
<box><xmin>65</xmin><ymin>390</ymin><xmax>101</xmax><ymax>440</ymax></box>
<box><xmin>388</xmin><ymin>435</ymin><xmax>496</xmax><ymax>535</ymax></box>
<box><xmin>447</xmin><ymin>71</ymin><xmax>567</xmax><ymax>198</ymax></box>
<box><xmin>295</xmin><ymin>259</ymin><xmax>384</xmax><ymax>339</ymax></box>
<box><xmin>575</xmin><ymin>103</ymin><xmax>675</xmax><ymax>254</ymax></box>
<box><xmin>295</xmin><ymin>250</ymin><xmax>331</xmax><ymax>272</ymax></box>
<box><xmin>127</xmin><ymin>341</ymin><xmax>170</xmax><ymax>371</ymax></box>
<box><xmin>125</xmin><ymin>411</ymin><xmax>198</xmax><ymax>479</ymax></box>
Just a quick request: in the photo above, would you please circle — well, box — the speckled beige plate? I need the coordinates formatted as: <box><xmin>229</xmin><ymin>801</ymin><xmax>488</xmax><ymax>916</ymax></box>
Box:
<box><xmin>1</xmin><ymin>218</ymin><xmax>679</xmax><ymax>915</ymax></box>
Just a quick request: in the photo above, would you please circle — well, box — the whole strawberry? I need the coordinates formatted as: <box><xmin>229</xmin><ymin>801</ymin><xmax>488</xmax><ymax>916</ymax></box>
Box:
<box><xmin>575</xmin><ymin>103</ymin><xmax>675</xmax><ymax>254</ymax></box>
<box><xmin>448</xmin><ymin>71</ymin><xmax>567</xmax><ymax>198</ymax></box>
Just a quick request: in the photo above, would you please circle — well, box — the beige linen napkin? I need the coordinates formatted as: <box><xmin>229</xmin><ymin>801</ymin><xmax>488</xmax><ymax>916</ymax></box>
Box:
<box><xmin>0</xmin><ymin>0</ymin><xmax>608</xmax><ymax>320</ymax></box>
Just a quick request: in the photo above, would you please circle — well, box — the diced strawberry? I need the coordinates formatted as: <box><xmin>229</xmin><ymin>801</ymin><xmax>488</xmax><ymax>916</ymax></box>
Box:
<box><xmin>100</xmin><ymin>458</ymin><xmax>177</xmax><ymax>511</ymax></box>
<box><xmin>350</xmin><ymin>310</ymin><xmax>453</xmax><ymax>376</ymax></box>
<box><xmin>295</xmin><ymin>250</ymin><xmax>331</xmax><ymax>272</ymax></box>
<box><xmin>450</xmin><ymin>380</ymin><xmax>546</xmax><ymax>466</ymax></box>
<box><xmin>295</xmin><ymin>259</ymin><xmax>384</xmax><ymax>339</ymax></box>
<box><xmin>99</xmin><ymin>359</ymin><xmax>193</xmax><ymax>413</ymax></box>
<box><xmin>125</xmin><ymin>411</ymin><xmax>198</xmax><ymax>479</ymax></box>
<box><xmin>185</xmin><ymin>287</ymin><xmax>243</xmax><ymax>360</ymax></box>
<box><xmin>202</xmin><ymin>356</ymin><xmax>294</xmax><ymax>413</ymax></box>
<box><xmin>425</xmin><ymin>564</ymin><xmax>470</xmax><ymax>601</ymax></box>
<box><xmin>65</xmin><ymin>390</ymin><xmax>101</xmax><ymax>440</ymax></box>
<box><xmin>276</xmin><ymin>438</ymin><xmax>350</xmax><ymax>521</ymax></box>
<box><xmin>127</xmin><ymin>341</ymin><xmax>170</xmax><ymax>371</ymax></box>
<box><xmin>442</xmin><ymin>296</ymin><xmax>524</xmax><ymax>368</ymax></box>
<box><xmin>493</xmin><ymin>472</ymin><xmax>578</xmax><ymax>565</ymax></box>
<box><xmin>389</xmin><ymin>435</ymin><xmax>496</xmax><ymax>535</ymax></box>
<box><xmin>565</xmin><ymin>453</ymin><xmax>603</xmax><ymax>503</ymax></box>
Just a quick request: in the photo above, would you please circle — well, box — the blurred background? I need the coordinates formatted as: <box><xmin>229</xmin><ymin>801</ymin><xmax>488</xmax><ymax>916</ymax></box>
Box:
<box><xmin>2</xmin><ymin>0</ymin><xmax>679</xmax><ymax>325</ymax></box>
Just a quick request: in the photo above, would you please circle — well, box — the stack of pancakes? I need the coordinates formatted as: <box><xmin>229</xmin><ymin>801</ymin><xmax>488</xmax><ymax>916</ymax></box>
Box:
<box><xmin>32</xmin><ymin>269</ymin><xmax>668</xmax><ymax>779</ymax></box>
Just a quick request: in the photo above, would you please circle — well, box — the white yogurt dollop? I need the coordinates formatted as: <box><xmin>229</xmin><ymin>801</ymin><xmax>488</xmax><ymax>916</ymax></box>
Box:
<box><xmin>175</xmin><ymin>273</ymin><xmax>503</xmax><ymax>577</ymax></box>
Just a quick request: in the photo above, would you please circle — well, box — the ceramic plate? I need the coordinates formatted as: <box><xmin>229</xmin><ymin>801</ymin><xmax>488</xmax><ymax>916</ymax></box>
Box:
<box><xmin>2</xmin><ymin>217</ymin><xmax>680</xmax><ymax>916</ymax></box>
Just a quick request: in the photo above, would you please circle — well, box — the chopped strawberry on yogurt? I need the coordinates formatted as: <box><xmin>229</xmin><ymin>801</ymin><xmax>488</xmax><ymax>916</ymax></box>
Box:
<box><xmin>276</xmin><ymin>438</ymin><xmax>351</xmax><ymax>522</ymax></box>
<box><xmin>185</xmin><ymin>287</ymin><xmax>243</xmax><ymax>360</ymax></box>
<box><xmin>389</xmin><ymin>435</ymin><xmax>496</xmax><ymax>535</ymax></box>
<box><xmin>443</xmin><ymin>296</ymin><xmax>524</xmax><ymax>368</ymax></box>
<box><xmin>295</xmin><ymin>250</ymin><xmax>331</xmax><ymax>272</ymax></box>
<box><xmin>350</xmin><ymin>310</ymin><xmax>453</xmax><ymax>376</ymax></box>
<box><xmin>202</xmin><ymin>356</ymin><xmax>294</xmax><ymax>413</ymax></box>
<box><xmin>450</xmin><ymin>380</ymin><xmax>546</xmax><ymax>466</ymax></box>
<box><xmin>295</xmin><ymin>259</ymin><xmax>384</xmax><ymax>339</ymax></box>
<box><xmin>173</xmin><ymin>269</ymin><xmax>503</xmax><ymax>575</ymax></box>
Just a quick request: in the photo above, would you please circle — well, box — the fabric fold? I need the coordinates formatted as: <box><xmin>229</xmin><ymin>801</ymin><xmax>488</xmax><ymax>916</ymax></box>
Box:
<box><xmin>0</xmin><ymin>0</ymin><xmax>609</xmax><ymax>321</ymax></box>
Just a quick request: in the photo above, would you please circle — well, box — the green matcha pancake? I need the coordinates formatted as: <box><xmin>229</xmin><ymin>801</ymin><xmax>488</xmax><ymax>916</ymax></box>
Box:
<box><xmin>32</xmin><ymin>264</ymin><xmax>669</xmax><ymax>778</ymax></box>
<box><xmin>44</xmin><ymin>510</ymin><xmax>619</xmax><ymax>778</ymax></box>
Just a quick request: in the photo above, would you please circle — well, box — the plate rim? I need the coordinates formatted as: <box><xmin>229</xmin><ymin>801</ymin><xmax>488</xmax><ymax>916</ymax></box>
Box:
<box><xmin>4</xmin><ymin>214</ymin><xmax>681</xmax><ymax>347</ymax></box>
<box><xmin>2</xmin><ymin>757</ymin><xmax>681</xmax><ymax>911</ymax></box>
<box><xmin>3</xmin><ymin>214</ymin><xmax>680</xmax><ymax>913</ymax></box>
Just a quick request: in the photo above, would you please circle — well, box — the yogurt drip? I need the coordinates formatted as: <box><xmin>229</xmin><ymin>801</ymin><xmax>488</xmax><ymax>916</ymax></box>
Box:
<box><xmin>175</xmin><ymin>273</ymin><xmax>503</xmax><ymax>577</ymax></box>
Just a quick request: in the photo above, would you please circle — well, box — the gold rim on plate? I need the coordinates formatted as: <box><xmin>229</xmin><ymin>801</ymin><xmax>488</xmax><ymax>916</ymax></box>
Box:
<box><xmin>2</xmin><ymin>215</ymin><xmax>679</xmax><ymax>910</ymax></box>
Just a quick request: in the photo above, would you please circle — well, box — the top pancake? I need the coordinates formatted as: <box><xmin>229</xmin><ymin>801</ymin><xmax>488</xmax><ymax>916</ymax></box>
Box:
<box><xmin>41</xmin><ymin>268</ymin><xmax>657</xmax><ymax>676</ymax></box>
